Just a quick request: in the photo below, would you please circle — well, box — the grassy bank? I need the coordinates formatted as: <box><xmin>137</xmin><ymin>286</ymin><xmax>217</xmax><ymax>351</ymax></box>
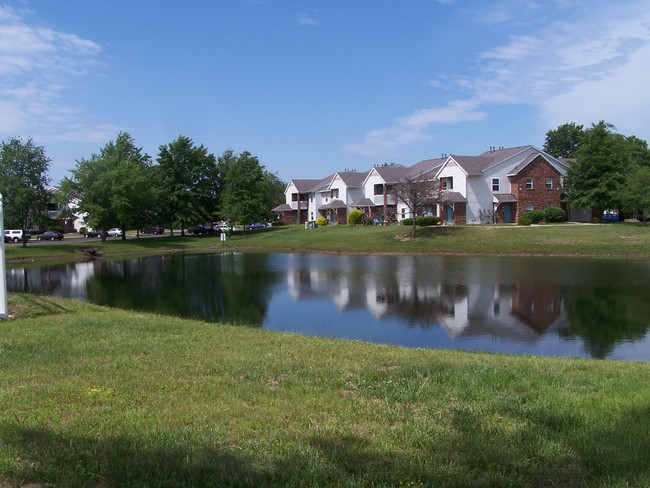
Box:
<box><xmin>4</xmin><ymin>222</ymin><xmax>650</xmax><ymax>264</ymax></box>
<box><xmin>1</xmin><ymin>294</ymin><xmax>649</xmax><ymax>487</ymax></box>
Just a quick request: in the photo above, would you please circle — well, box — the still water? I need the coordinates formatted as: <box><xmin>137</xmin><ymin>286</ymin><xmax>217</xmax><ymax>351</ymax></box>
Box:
<box><xmin>7</xmin><ymin>252</ymin><xmax>650</xmax><ymax>360</ymax></box>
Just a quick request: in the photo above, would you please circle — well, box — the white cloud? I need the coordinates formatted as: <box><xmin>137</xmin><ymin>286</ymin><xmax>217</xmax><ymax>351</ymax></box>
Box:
<box><xmin>345</xmin><ymin>0</ymin><xmax>650</xmax><ymax>157</ymax></box>
<box><xmin>343</xmin><ymin>100</ymin><xmax>486</xmax><ymax>156</ymax></box>
<box><xmin>0</xmin><ymin>5</ymin><xmax>118</xmax><ymax>144</ymax></box>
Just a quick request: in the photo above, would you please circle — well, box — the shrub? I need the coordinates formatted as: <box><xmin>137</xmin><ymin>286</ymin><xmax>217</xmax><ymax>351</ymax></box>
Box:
<box><xmin>79</xmin><ymin>227</ymin><xmax>87</xmax><ymax>235</ymax></box>
<box><xmin>518</xmin><ymin>214</ymin><xmax>533</xmax><ymax>226</ymax></box>
<box><xmin>417</xmin><ymin>216</ymin><xmax>441</xmax><ymax>226</ymax></box>
<box><xmin>544</xmin><ymin>206</ymin><xmax>565</xmax><ymax>223</ymax></box>
<box><xmin>315</xmin><ymin>216</ymin><xmax>328</xmax><ymax>227</ymax></box>
<box><xmin>524</xmin><ymin>210</ymin><xmax>545</xmax><ymax>224</ymax></box>
<box><xmin>347</xmin><ymin>209</ymin><xmax>364</xmax><ymax>226</ymax></box>
<box><xmin>401</xmin><ymin>218</ymin><xmax>413</xmax><ymax>226</ymax></box>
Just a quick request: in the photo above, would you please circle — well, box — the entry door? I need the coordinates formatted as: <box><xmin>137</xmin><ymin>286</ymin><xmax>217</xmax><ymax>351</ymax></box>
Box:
<box><xmin>446</xmin><ymin>204</ymin><xmax>453</xmax><ymax>224</ymax></box>
<box><xmin>503</xmin><ymin>204</ymin><xmax>512</xmax><ymax>223</ymax></box>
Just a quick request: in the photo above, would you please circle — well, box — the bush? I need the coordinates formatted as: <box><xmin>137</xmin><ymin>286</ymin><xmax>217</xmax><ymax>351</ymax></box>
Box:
<box><xmin>79</xmin><ymin>227</ymin><xmax>87</xmax><ymax>235</ymax></box>
<box><xmin>544</xmin><ymin>206</ymin><xmax>565</xmax><ymax>223</ymax></box>
<box><xmin>518</xmin><ymin>214</ymin><xmax>533</xmax><ymax>226</ymax></box>
<box><xmin>416</xmin><ymin>216</ymin><xmax>441</xmax><ymax>226</ymax></box>
<box><xmin>401</xmin><ymin>218</ymin><xmax>413</xmax><ymax>226</ymax></box>
<box><xmin>347</xmin><ymin>209</ymin><xmax>364</xmax><ymax>226</ymax></box>
<box><xmin>524</xmin><ymin>210</ymin><xmax>545</xmax><ymax>224</ymax></box>
<box><xmin>315</xmin><ymin>216</ymin><xmax>328</xmax><ymax>227</ymax></box>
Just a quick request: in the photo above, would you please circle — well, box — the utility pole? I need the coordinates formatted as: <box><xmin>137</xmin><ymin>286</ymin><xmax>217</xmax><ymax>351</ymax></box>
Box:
<box><xmin>0</xmin><ymin>193</ymin><xmax>8</xmax><ymax>319</ymax></box>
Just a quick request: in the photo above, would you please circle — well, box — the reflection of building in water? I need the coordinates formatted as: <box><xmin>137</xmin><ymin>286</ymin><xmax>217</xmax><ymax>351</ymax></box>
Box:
<box><xmin>511</xmin><ymin>283</ymin><xmax>562</xmax><ymax>333</ymax></box>
<box><xmin>6</xmin><ymin>261</ymin><xmax>96</xmax><ymax>298</ymax></box>
<box><xmin>284</xmin><ymin>256</ymin><xmax>566</xmax><ymax>341</ymax></box>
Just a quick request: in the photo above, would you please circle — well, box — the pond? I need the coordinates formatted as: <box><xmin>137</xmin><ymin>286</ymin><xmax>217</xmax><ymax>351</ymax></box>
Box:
<box><xmin>7</xmin><ymin>252</ymin><xmax>650</xmax><ymax>361</ymax></box>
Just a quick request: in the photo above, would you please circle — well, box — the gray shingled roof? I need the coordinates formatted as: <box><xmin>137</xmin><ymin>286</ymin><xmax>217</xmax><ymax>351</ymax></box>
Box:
<box><xmin>404</xmin><ymin>157</ymin><xmax>446</xmax><ymax>179</ymax></box>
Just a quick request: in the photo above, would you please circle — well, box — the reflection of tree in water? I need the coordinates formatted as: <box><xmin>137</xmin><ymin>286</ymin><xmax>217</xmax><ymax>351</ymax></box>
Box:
<box><xmin>84</xmin><ymin>253</ymin><xmax>281</xmax><ymax>326</ymax></box>
<box><xmin>561</xmin><ymin>286</ymin><xmax>650</xmax><ymax>358</ymax></box>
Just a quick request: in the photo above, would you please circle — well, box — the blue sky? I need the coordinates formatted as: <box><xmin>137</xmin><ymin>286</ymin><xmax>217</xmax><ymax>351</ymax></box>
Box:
<box><xmin>1</xmin><ymin>1</ymin><xmax>649</xmax><ymax>184</ymax></box>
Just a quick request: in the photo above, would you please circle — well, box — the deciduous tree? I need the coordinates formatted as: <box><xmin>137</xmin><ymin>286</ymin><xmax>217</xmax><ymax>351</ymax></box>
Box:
<box><xmin>0</xmin><ymin>137</ymin><xmax>51</xmax><ymax>247</ymax></box>
<box><xmin>156</xmin><ymin>135</ymin><xmax>217</xmax><ymax>236</ymax></box>
<box><xmin>543</xmin><ymin>122</ymin><xmax>584</xmax><ymax>158</ymax></box>
<box><xmin>220</xmin><ymin>151</ymin><xmax>269</xmax><ymax>228</ymax></box>
<box><xmin>394</xmin><ymin>173</ymin><xmax>440</xmax><ymax>238</ymax></box>
<box><xmin>564</xmin><ymin>121</ymin><xmax>650</xmax><ymax>216</ymax></box>
<box><xmin>61</xmin><ymin>132</ymin><xmax>153</xmax><ymax>241</ymax></box>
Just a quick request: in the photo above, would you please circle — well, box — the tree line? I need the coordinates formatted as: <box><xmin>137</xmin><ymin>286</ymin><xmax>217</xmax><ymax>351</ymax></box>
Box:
<box><xmin>0</xmin><ymin>133</ymin><xmax>286</xmax><ymax>243</ymax></box>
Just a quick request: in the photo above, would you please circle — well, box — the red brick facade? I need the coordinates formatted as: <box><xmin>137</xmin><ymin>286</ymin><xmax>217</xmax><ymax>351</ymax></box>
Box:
<box><xmin>507</xmin><ymin>155</ymin><xmax>563</xmax><ymax>223</ymax></box>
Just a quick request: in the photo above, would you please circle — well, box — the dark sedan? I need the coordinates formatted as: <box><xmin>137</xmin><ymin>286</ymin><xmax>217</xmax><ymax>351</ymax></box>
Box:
<box><xmin>245</xmin><ymin>223</ymin><xmax>266</xmax><ymax>230</ymax></box>
<box><xmin>37</xmin><ymin>230</ymin><xmax>64</xmax><ymax>241</ymax></box>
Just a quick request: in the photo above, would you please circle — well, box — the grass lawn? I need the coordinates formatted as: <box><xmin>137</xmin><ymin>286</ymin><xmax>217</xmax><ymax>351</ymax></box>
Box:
<box><xmin>1</xmin><ymin>294</ymin><xmax>649</xmax><ymax>487</ymax></box>
<box><xmin>4</xmin><ymin>222</ymin><xmax>650</xmax><ymax>265</ymax></box>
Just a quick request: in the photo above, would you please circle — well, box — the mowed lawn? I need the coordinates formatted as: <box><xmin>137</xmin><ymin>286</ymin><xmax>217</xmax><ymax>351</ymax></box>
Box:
<box><xmin>1</xmin><ymin>294</ymin><xmax>649</xmax><ymax>487</ymax></box>
<box><xmin>4</xmin><ymin>222</ymin><xmax>650</xmax><ymax>264</ymax></box>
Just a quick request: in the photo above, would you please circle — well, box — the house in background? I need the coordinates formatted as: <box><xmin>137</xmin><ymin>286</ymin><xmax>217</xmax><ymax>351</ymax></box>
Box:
<box><xmin>274</xmin><ymin>145</ymin><xmax>570</xmax><ymax>225</ymax></box>
<box><xmin>434</xmin><ymin>146</ymin><xmax>570</xmax><ymax>224</ymax></box>
<box><xmin>43</xmin><ymin>187</ymin><xmax>88</xmax><ymax>233</ymax></box>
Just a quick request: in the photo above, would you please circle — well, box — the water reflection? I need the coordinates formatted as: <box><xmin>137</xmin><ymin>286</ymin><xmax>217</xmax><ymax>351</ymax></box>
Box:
<box><xmin>7</xmin><ymin>253</ymin><xmax>650</xmax><ymax>360</ymax></box>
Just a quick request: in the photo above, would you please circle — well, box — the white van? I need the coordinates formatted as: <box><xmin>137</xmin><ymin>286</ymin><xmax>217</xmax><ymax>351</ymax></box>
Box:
<box><xmin>4</xmin><ymin>229</ymin><xmax>32</xmax><ymax>243</ymax></box>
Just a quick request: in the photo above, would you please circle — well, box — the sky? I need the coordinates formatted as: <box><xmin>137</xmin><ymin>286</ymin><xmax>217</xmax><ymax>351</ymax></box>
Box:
<box><xmin>1</xmin><ymin>0</ymin><xmax>649</xmax><ymax>185</ymax></box>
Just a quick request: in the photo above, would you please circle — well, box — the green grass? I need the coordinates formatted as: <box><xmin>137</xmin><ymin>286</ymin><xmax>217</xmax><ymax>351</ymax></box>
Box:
<box><xmin>1</xmin><ymin>294</ymin><xmax>649</xmax><ymax>487</ymax></box>
<box><xmin>5</xmin><ymin>222</ymin><xmax>650</xmax><ymax>265</ymax></box>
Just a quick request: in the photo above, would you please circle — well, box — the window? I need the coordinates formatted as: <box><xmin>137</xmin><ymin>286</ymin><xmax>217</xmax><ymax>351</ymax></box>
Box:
<box><xmin>526</xmin><ymin>204</ymin><xmax>534</xmax><ymax>211</ymax></box>
<box><xmin>526</xmin><ymin>178</ymin><xmax>533</xmax><ymax>189</ymax></box>
<box><xmin>291</xmin><ymin>193</ymin><xmax>298</xmax><ymax>202</ymax></box>
<box><xmin>401</xmin><ymin>208</ymin><xmax>405</xmax><ymax>218</ymax></box>
<box><xmin>546</xmin><ymin>177</ymin><xmax>553</xmax><ymax>190</ymax></box>
<box><xmin>331</xmin><ymin>188</ymin><xmax>339</xmax><ymax>199</ymax></box>
<box><xmin>441</xmin><ymin>177</ymin><xmax>453</xmax><ymax>190</ymax></box>
<box><xmin>492</xmin><ymin>178</ymin><xmax>500</xmax><ymax>192</ymax></box>
<box><xmin>374</xmin><ymin>184</ymin><xmax>384</xmax><ymax>195</ymax></box>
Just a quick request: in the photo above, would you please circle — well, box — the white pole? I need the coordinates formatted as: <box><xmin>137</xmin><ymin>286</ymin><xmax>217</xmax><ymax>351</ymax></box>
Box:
<box><xmin>0</xmin><ymin>193</ymin><xmax>7</xmax><ymax>319</ymax></box>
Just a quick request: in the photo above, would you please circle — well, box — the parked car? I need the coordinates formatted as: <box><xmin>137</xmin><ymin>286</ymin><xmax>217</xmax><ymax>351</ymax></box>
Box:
<box><xmin>4</xmin><ymin>229</ymin><xmax>31</xmax><ymax>243</ymax></box>
<box><xmin>141</xmin><ymin>226</ymin><xmax>164</xmax><ymax>235</ymax></box>
<box><xmin>3</xmin><ymin>234</ymin><xmax>10</xmax><ymax>244</ymax></box>
<box><xmin>107</xmin><ymin>228</ymin><xmax>123</xmax><ymax>237</ymax></box>
<box><xmin>215</xmin><ymin>223</ymin><xmax>231</xmax><ymax>232</ymax></box>
<box><xmin>84</xmin><ymin>230</ymin><xmax>101</xmax><ymax>238</ymax></box>
<box><xmin>37</xmin><ymin>230</ymin><xmax>64</xmax><ymax>241</ymax></box>
<box><xmin>245</xmin><ymin>223</ymin><xmax>266</xmax><ymax>230</ymax></box>
<box><xmin>187</xmin><ymin>224</ymin><xmax>214</xmax><ymax>236</ymax></box>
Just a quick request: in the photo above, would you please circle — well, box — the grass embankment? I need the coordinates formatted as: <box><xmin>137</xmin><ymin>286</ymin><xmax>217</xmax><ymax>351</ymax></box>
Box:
<box><xmin>4</xmin><ymin>222</ymin><xmax>650</xmax><ymax>264</ymax></box>
<box><xmin>1</xmin><ymin>294</ymin><xmax>649</xmax><ymax>487</ymax></box>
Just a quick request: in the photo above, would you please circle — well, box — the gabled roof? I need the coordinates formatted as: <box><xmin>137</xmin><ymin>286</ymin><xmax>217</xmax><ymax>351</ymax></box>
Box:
<box><xmin>288</xmin><ymin>175</ymin><xmax>334</xmax><ymax>193</ymax></box>
<box><xmin>439</xmin><ymin>145</ymin><xmax>568</xmax><ymax>177</ymax></box>
<box><xmin>333</xmin><ymin>170</ymin><xmax>370</xmax><ymax>188</ymax></box>
<box><xmin>493</xmin><ymin>194</ymin><xmax>517</xmax><ymax>203</ymax></box>
<box><xmin>319</xmin><ymin>199</ymin><xmax>347</xmax><ymax>210</ymax></box>
<box><xmin>272</xmin><ymin>203</ymin><xmax>293</xmax><ymax>212</ymax></box>
<box><xmin>362</xmin><ymin>164</ymin><xmax>409</xmax><ymax>186</ymax></box>
<box><xmin>353</xmin><ymin>198</ymin><xmax>375</xmax><ymax>207</ymax></box>
<box><xmin>404</xmin><ymin>157</ymin><xmax>446</xmax><ymax>179</ymax></box>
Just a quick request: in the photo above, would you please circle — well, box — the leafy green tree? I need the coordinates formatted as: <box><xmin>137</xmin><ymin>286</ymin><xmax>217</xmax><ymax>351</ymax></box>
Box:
<box><xmin>0</xmin><ymin>137</ymin><xmax>51</xmax><ymax>247</ymax></box>
<box><xmin>263</xmin><ymin>170</ymin><xmax>286</xmax><ymax>221</ymax></box>
<box><xmin>564</xmin><ymin>121</ymin><xmax>650</xmax><ymax>216</ymax></box>
<box><xmin>156</xmin><ymin>135</ymin><xmax>217</xmax><ymax>236</ymax></box>
<box><xmin>543</xmin><ymin>122</ymin><xmax>584</xmax><ymax>158</ymax></box>
<box><xmin>621</xmin><ymin>166</ymin><xmax>650</xmax><ymax>224</ymax></box>
<box><xmin>61</xmin><ymin>132</ymin><xmax>153</xmax><ymax>241</ymax></box>
<box><xmin>220</xmin><ymin>151</ymin><xmax>269</xmax><ymax>228</ymax></box>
